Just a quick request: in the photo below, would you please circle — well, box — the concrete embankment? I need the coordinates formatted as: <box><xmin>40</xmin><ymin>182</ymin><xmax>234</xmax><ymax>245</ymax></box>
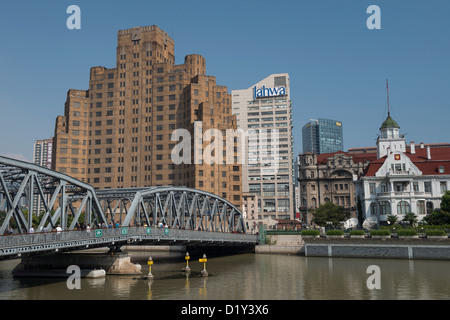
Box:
<box><xmin>255</xmin><ymin>234</ymin><xmax>450</xmax><ymax>260</ymax></box>
<box><xmin>255</xmin><ymin>234</ymin><xmax>305</xmax><ymax>255</ymax></box>
<box><xmin>303</xmin><ymin>237</ymin><xmax>450</xmax><ymax>260</ymax></box>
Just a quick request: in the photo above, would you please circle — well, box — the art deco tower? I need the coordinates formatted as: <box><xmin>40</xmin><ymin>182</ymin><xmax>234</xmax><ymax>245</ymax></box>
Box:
<box><xmin>53</xmin><ymin>26</ymin><xmax>242</xmax><ymax>208</ymax></box>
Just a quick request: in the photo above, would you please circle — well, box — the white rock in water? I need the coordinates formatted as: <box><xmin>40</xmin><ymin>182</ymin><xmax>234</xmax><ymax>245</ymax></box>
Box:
<box><xmin>86</xmin><ymin>269</ymin><xmax>106</xmax><ymax>278</ymax></box>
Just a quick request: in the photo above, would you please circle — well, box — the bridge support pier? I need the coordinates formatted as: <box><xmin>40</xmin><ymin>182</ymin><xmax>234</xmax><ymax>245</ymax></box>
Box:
<box><xmin>12</xmin><ymin>250</ymin><xmax>142</xmax><ymax>278</ymax></box>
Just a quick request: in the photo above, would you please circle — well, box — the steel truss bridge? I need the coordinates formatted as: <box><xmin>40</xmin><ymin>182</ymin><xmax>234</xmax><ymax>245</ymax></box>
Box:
<box><xmin>0</xmin><ymin>156</ymin><xmax>257</xmax><ymax>260</ymax></box>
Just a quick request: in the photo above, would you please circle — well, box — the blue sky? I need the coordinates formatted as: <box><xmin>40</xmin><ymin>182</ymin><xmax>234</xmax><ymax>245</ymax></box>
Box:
<box><xmin>0</xmin><ymin>0</ymin><xmax>449</xmax><ymax>162</ymax></box>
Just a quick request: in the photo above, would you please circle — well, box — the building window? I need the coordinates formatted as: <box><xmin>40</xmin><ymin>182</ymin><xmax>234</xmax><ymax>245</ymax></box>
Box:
<box><xmin>278</xmin><ymin>199</ymin><xmax>290</xmax><ymax>212</ymax></box>
<box><xmin>424</xmin><ymin>182</ymin><xmax>432</xmax><ymax>193</ymax></box>
<box><xmin>417</xmin><ymin>200</ymin><xmax>425</xmax><ymax>215</ymax></box>
<box><xmin>379</xmin><ymin>201</ymin><xmax>391</xmax><ymax>215</ymax></box>
<box><xmin>249</xmin><ymin>184</ymin><xmax>261</xmax><ymax>195</ymax></box>
<box><xmin>263</xmin><ymin>200</ymin><xmax>275</xmax><ymax>212</ymax></box>
<box><xmin>263</xmin><ymin>184</ymin><xmax>275</xmax><ymax>196</ymax></box>
<box><xmin>397</xmin><ymin>201</ymin><xmax>410</xmax><ymax>215</ymax></box>
<box><xmin>440</xmin><ymin>182</ymin><xmax>448</xmax><ymax>194</ymax></box>
<box><xmin>370</xmin><ymin>202</ymin><xmax>378</xmax><ymax>215</ymax></box>
<box><xmin>369</xmin><ymin>183</ymin><xmax>376</xmax><ymax>195</ymax></box>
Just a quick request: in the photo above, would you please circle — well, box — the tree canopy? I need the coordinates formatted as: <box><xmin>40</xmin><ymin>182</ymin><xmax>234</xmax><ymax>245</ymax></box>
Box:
<box><xmin>422</xmin><ymin>191</ymin><xmax>450</xmax><ymax>225</ymax></box>
<box><xmin>311</xmin><ymin>202</ymin><xmax>350</xmax><ymax>228</ymax></box>
<box><xmin>441</xmin><ymin>190</ymin><xmax>450</xmax><ymax>213</ymax></box>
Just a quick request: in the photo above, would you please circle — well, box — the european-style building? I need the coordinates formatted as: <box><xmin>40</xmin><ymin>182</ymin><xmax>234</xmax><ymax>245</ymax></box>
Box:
<box><xmin>356</xmin><ymin>113</ymin><xmax>450</xmax><ymax>224</ymax></box>
<box><xmin>297</xmin><ymin>151</ymin><xmax>376</xmax><ymax>225</ymax></box>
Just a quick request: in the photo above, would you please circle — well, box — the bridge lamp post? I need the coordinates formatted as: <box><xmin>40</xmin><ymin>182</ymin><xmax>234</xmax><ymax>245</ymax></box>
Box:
<box><xmin>147</xmin><ymin>256</ymin><xmax>154</xmax><ymax>279</ymax></box>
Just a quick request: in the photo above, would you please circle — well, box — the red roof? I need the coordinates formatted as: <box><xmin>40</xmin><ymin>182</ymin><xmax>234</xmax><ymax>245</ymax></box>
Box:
<box><xmin>363</xmin><ymin>147</ymin><xmax>450</xmax><ymax>177</ymax></box>
<box><xmin>316</xmin><ymin>150</ymin><xmax>377</xmax><ymax>165</ymax></box>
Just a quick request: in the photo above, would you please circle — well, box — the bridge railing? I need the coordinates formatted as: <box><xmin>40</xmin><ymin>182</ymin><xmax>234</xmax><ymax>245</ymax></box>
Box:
<box><xmin>0</xmin><ymin>226</ymin><xmax>258</xmax><ymax>252</ymax></box>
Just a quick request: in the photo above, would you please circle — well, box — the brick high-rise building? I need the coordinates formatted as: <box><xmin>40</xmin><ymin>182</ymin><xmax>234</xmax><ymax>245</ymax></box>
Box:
<box><xmin>53</xmin><ymin>25</ymin><xmax>242</xmax><ymax>208</ymax></box>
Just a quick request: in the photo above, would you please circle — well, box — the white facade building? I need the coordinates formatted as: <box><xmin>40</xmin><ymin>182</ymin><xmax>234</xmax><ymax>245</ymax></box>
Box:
<box><xmin>232</xmin><ymin>74</ymin><xmax>294</xmax><ymax>227</ymax></box>
<box><xmin>356</xmin><ymin>114</ymin><xmax>450</xmax><ymax>224</ymax></box>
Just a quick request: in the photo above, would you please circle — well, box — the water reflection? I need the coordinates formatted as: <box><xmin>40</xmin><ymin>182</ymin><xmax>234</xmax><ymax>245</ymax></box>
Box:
<box><xmin>0</xmin><ymin>253</ymin><xmax>449</xmax><ymax>300</ymax></box>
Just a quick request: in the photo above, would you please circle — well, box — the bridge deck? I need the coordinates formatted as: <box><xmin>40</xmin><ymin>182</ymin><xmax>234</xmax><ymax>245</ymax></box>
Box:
<box><xmin>0</xmin><ymin>226</ymin><xmax>259</xmax><ymax>260</ymax></box>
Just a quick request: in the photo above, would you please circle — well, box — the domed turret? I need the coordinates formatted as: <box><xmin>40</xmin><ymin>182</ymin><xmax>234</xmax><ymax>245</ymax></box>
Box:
<box><xmin>379</xmin><ymin>113</ymin><xmax>400</xmax><ymax>131</ymax></box>
<box><xmin>376</xmin><ymin>81</ymin><xmax>406</xmax><ymax>158</ymax></box>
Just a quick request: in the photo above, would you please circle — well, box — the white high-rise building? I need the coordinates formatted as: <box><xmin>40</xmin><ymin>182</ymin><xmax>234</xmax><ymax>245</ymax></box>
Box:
<box><xmin>32</xmin><ymin>138</ymin><xmax>53</xmax><ymax>214</ymax></box>
<box><xmin>232</xmin><ymin>74</ymin><xmax>294</xmax><ymax>228</ymax></box>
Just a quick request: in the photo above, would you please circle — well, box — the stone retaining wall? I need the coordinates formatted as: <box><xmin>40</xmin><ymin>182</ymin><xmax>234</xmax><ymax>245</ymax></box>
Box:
<box><xmin>303</xmin><ymin>237</ymin><xmax>450</xmax><ymax>260</ymax></box>
<box><xmin>256</xmin><ymin>235</ymin><xmax>450</xmax><ymax>260</ymax></box>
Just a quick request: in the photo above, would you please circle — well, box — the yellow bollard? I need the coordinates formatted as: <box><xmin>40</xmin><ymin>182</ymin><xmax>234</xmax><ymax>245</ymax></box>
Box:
<box><xmin>147</xmin><ymin>256</ymin><xmax>154</xmax><ymax>279</ymax></box>
<box><xmin>199</xmin><ymin>254</ymin><xmax>208</xmax><ymax>277</ymax></box>
<box><xmin>185</xmin><ymin>252</ymin><xmax>191</xmax><ymax>272</ymax></box>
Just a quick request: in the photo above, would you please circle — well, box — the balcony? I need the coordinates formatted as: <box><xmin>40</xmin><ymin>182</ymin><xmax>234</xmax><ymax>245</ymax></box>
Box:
<box><xmin>387</xmin><ymin>170</ymin><xmax>412</xmax><ymax>176</ymax></box>
<box><xmin>376</xmin><ymin>191</ymin><xmax>426</xmax><ymax>198</ymax></box>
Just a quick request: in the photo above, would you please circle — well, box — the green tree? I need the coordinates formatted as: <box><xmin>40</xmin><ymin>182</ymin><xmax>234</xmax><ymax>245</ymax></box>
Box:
<box><xmin>356</xmin><ymin>196</ymin><xmax>364</xmax><ymax>227</ymax></box>
<box><xmin>423</xmin><ymin>209</ymin><xmax>450</xmax><ymax>225</ymax></box>
<box><xmin>402</xmin><ymin>212</ymin><xmax>418</xmax><ymax>227</ymax></box>
<box><xmin>311</xmin><ymin>202</ymin><xmax>350</xmax><ymax>228</ymax></box>
<box><xmin>441</xmin><ymin>190</ymin><xmax>450</xmax><ymax>213</ymax></box>
<box><xmin>386</xmin><ymin>214</ymin><xmax>398</xmax><ymax>226</ymax></box>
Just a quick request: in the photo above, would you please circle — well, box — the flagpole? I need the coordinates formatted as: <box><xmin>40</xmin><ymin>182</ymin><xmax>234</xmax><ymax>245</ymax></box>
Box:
<box><xmin>386</xmin><ymin>79</ymin><xmax>390</xmax><ymax>116</ymax></box>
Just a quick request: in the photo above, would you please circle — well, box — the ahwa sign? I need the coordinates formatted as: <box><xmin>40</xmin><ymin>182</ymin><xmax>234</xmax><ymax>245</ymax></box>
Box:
<box><xmin>253</xmin><ymin>85</ymin><xmax>286</xmax><ymax>99</ymax></box>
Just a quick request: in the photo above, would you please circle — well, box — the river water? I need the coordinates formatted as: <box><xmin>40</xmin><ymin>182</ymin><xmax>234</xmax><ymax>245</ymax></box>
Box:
<box><xmin>0</xmin><ymin>251</ymin><xmax>449</xmax><ymax>300</ymax></box>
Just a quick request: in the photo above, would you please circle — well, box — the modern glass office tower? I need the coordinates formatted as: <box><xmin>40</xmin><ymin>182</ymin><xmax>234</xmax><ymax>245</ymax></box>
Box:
<box><xmin>232</xmin><ymin>74</ymin><xmax>294</xmax><ymax>226</ymax></box>
<box><xmin>302</xmin><ymin>118</ymin><xmax>343</xmax><ymax>154</ymax></box>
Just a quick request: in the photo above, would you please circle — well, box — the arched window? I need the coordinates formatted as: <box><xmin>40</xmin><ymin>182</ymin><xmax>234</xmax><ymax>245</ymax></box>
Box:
<box><xmin>397</xmin><ymin>201</ymin><xmax>410</xmax><ymax>214</ymax></box>
<box><xmin>417</xmin><ymin>200</ymin><xmax>425</xmax><ymax>215</ymax></box>
<box><xmin>311</xmin><ymin>197</ymin><xmax>317</xmax><ymax>208</ymax></box>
